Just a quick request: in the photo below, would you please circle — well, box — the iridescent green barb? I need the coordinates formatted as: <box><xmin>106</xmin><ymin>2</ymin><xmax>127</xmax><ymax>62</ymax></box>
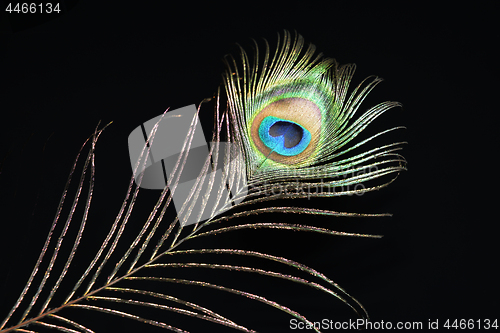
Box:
<box><xmin>1</xmin><ymin>31</ymin><xmax>405</xmax><ymax>332</ymax></box>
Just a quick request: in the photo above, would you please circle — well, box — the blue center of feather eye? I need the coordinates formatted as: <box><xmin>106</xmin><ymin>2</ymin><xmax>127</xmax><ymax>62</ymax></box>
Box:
<box><xmin>258</xmin><ymin>116</ymin><xmax>311</xmax><ymax>156</ymax></box>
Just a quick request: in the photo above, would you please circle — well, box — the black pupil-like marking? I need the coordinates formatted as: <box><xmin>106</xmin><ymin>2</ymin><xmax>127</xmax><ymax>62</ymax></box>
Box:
<box><xmin>269</xmin><ymin>121</ymin><xmax>303</xmax><ymax>148</ymax></box>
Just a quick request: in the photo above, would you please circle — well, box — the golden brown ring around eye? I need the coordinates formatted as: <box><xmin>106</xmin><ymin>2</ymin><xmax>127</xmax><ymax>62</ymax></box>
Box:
<box><xmin>250</xmin><ymin>98</ymin><xmax>322</xmax><ymax>165</ymax></box>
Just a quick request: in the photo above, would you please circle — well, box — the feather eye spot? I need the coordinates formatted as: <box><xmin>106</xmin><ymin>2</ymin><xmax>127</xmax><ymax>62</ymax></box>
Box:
<box><xmin>250</xmin><ymin>97</ymin><xmax>322</xmax><ymax>165</ymax></box>
<box><xmin>259</xmin><ymin>116</ymin><xmax>311</xmax><ymax>156</ymax></box>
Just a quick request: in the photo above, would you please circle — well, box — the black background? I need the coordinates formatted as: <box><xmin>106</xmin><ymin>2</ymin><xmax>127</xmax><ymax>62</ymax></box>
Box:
<box><xmin>0</xmin><ymin>1</ymin><xmax>496</xmax><ymax>332</ymax></box>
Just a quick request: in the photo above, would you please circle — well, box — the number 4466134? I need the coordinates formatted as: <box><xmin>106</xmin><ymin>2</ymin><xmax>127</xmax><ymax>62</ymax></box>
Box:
<box><xmin>5</xmin><ymin>3</ymin><xmax>60</xmax><ymax>14</ymax></box>
<box><xmin>444</xmin><ymin>319</ymin><xmax>498</xmax><ymax>330</ymax></box>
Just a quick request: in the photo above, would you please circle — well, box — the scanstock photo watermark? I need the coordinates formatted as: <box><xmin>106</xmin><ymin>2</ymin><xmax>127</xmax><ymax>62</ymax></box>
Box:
<box><xmin>247</xmin><ymin>165</ymin><xmax>378</xmax><ymax>200</ymax></box>
<box><xmin>290</xmin><ymin>318</ymin><xmax>423</xmax><ymax>330</ymax></box>
<box><xmin>289</xmin><ymin>318</ymin><xmax>499</xmax><ymax>330</ymax></box>
<box><xmin>128</xmin><ymin>104</ymin><xmax>379</xmax><ymax>226</ymax></box>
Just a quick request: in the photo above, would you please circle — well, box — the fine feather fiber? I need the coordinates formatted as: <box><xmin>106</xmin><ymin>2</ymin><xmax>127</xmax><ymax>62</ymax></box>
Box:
<box><xmin>0</xmin><ymin>31</ymin><xmax>405</xmax><ymax>332</ymax></box>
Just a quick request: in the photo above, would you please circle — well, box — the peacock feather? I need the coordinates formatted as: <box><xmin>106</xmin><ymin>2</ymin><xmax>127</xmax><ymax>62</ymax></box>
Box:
<box><xmin>0</xmin><ymin>31</ymin><xmax>406</xmax><ymax>332</ymax></box>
